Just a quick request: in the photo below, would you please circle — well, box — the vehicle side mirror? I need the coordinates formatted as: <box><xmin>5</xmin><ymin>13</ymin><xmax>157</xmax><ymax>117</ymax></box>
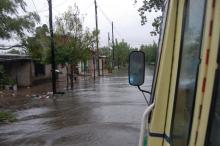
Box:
<box><xmin>128</xmin><ymin>51</ymin><xmax>145</xmax><ymax>86</ymax></box>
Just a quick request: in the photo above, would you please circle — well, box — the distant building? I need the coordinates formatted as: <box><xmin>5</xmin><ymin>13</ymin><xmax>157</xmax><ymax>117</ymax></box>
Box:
<box><xmin>78</xmin><ymin>49</ymin><xmax>108</xmax><ymax>77</ymax></box>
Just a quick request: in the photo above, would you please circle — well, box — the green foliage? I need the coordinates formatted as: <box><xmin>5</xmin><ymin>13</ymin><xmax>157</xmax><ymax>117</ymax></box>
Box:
<box><xmin>79</xmin><ymin>29</ymin><xmax>97</xmax><ymax>62</ymax></box>
<box><xmin>0</xmin><ymin>65</ymin><xmax>16</xmax><ymax>87</ymax></box>
<box><xmin>25</xmin><ymin>24</ymin><xmax>50</xmax><ymax>63</ymax></box>
<box><xmin>115</xmin><ymin>40</ymin><xmax>131</xmax><ymax>68</ymax></box>
<box><xmin>54</xmin><ymin>5</ymin><xmax>97</xmax><ymax>89</ymax></box>
<box><xmin>100</xmin><ymin>47</ymin><xmax>111</xmax><ymax>57</ymax></box>
<box><xmin>101</xmin><ymin>41</ymin><xmax>154</xmax><ymax>69</ymax></box>
<box><xmin>0</xmin><ymin>0</ymin><xmax>40</xmax><ymax>39</ymax></box>
<box><xmin>0</xmin><ymin>65</ymin><xmax>4</xmax><ymax>88</ymax></box>
<box><xmin>99</xmin><ymin>40</ymin><xmax>140</xmax><ymax>69</ymax></box>
<box><xmin>54</xmin><ymin>5</ymin><xmax>96</xmax><ymax>65</ymax></box>
<box><xmin>0</xmin><ymin>111</ymin><xmax>16</xmax><ymax>123</ymax></box>
<box><xmin>150</xmin><ymin>16</ymin><xmax>163</xmax><ymax>36</ymax></box>
<box><xmin>113</xmin><ymin>39</ymin><xmax>140</xmax><ymax>68</ymax></box>
<box><xmin>140</xmin><ymin>42</ymin><xmax>157</xmax><ymax>64</ymax></box>
<box><xmin>25</xmin><ymin>5</ymin><xmax>96</xmax><ymax>66</ymax></box>
<box><xmin>135</xmin><ymin>0</ymin><xmax>165</xmax><ymax>36</ymax></box>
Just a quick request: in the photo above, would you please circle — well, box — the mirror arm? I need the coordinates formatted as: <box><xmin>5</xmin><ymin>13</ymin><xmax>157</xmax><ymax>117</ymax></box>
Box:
<box><xmin>137</xmin><ymin>86</ymin><xmax>151</xmax><ymax>95</ymax></box>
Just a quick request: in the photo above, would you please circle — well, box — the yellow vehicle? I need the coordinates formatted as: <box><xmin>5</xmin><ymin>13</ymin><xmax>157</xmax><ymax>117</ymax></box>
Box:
<box><xmin>128</xmin><ymin>0</ymin><xmax>220</xmax><ymax>146</ymax></box>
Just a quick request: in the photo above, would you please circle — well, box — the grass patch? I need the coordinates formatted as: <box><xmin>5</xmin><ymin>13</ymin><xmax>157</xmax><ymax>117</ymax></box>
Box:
<box><xmin>0</xmin><ymin>111</ymin><xmax>16</xmax><ymax>123</ymax></box>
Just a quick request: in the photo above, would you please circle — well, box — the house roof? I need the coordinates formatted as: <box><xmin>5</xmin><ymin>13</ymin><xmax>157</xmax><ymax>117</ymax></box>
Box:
<box><xmin>0</xmin><ymin>54</ymin><xmax>31</xmax><ymax>62</ymax></box>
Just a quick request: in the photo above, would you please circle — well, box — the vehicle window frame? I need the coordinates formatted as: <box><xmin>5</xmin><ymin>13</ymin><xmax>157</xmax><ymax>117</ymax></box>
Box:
<box><xmin>205</xmin><ymin>39</ymin><xmax>220</xmax><ymax>146</ymax></box>
<box><xmin>150</xmin><ymin>0</ymin><xmax>170</xmax><ymax>104</ymax></box>
<box><xmin>170</xmin><ymin>0</ymin><xmax>207</xmax><ymax>145</ymax></box>
<box><xmin>218</xmin><ymin>39</ymin><xmax>220</xmax><ymax>64</ymax></box>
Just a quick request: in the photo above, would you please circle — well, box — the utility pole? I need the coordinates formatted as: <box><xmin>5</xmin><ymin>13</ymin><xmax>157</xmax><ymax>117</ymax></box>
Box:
<box><xmin>115</xmin><ymin>38</ymin><xmax>119</xmax><ymax>69</ymax></box>
<box><xmin>93</xmin><ymin>52</ymin><xmax>96</xmax><ymax>80</ymax></box>
<box><xmin>108</xmin><ymin>32</ymin><xmax>111</xmax><ymax>57</ymax></box>
<box><xmin>112</xmin><ymin>22</ymin><xmax>115</xmax><ymax>68</ymax></box>
<box><xmin>92</xmin><ymin>43</ymin><xmax>96</xmax><ymax>80</ymax></box>
<box><xmin>48</xmin><ymin>0</ymin><xmax>56</xmax><ymax>94</ymax></box>
<box><xmin>108</xmin><ymin>32</ymin><xmax>110</xmax><ymax>47</ymax></box>
<box><xmin>94</xmin><ymin>0</ymin><xmax>100</xmax><ymax>76</ymax></box>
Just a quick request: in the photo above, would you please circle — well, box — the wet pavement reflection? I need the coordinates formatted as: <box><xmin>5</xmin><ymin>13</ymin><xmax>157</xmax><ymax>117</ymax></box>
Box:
<box><xmin>0</xmin><ymin>69</ymin><xmax>153</xmax><ymax>146</ymax></box>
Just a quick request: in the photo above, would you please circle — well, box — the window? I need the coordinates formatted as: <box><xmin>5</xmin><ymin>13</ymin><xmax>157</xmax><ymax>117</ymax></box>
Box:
<box><xmin>171</xmin><ymin>0</ymin><xmax>206</xmax><ymax>145</ymax></box>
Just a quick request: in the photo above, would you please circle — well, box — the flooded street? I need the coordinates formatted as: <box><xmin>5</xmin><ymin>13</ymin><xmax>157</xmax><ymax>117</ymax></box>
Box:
<box><xmin>0</xmin><ymin>69</ymin><xmax>153</xmax><ymax>146</ymax></box>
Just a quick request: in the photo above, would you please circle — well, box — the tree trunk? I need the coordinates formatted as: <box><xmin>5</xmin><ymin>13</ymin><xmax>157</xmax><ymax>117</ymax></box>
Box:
<box><xmin>70</xmin><ymin>64</ymin><xmax>74</xmax><ymax>90</ymax></box>
<box><xmin>118</xmin><ymin>57</ymin><xmax>120</xmax><ymax>69</ymax></box>
<box><xmin>84</xmin><ymin>61</ymin><xmax>86</xmax><ymax>80</ymax></box>
<box><xmin>66</xmin><ymin>65</ymin><xmax>69</xmax><ymax>90</ymax></box>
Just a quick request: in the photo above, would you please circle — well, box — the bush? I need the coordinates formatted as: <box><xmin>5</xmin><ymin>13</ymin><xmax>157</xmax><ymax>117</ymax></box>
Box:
<box><xmin>0</xmin><ymin>65</ymin><xmax>16</xmax><ymax>88</ymax></box>
<box><xmin>0</xmin><ymin>111</ymin><xmax>16</xmax><ymax>123</ymax></box>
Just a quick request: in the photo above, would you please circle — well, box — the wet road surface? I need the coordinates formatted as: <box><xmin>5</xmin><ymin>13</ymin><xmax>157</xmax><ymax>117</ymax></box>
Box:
<box><xmin>0</xmin><ymin>70</ymin><xmax>153</xmax><ymax>146</ymax></box>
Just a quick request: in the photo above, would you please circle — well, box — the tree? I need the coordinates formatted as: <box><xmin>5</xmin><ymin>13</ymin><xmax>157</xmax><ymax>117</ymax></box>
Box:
<box><xmin>100</xmin><ymin>46</ymin><xmax>111</xmax><ymax>57</ymax></box>
<box><xmin>115</xmin><ymin>39</ymin><xmax>131</xmax><ymax>69</ymax></box>
<box><xmin>135</xmin><ymin>0</ymin><xmax>165</xmax><ymax>36</ymax></box>
<box><xmin>55</xmin><ymin>5</ymin><xmax>83</xmax><ymax>64</ymax></box>
<box><xmin>25</xmin><ymin>24</ymin><xmax>50</xmax><ymax>63</ymax></box>
<box><xmin>140</xmin><ymin>42</ymin><xmax>157</xmax><ymax>64</ymax></box>
<box><xmin>0</xmin><ymin>0</ymin><xmax>40</xmax><ymax>40</ymax></box>
<box><xmin>55</xmin><ymin>5</ymin><xmax>96</xmax><ymax>89</ymax></box>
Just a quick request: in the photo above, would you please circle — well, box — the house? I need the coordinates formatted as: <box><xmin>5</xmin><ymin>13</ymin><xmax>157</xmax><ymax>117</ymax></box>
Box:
<box><xmin>0</xmin><ymin>54</ymin><xmax>51</xmax><ymax>87</ymax></box>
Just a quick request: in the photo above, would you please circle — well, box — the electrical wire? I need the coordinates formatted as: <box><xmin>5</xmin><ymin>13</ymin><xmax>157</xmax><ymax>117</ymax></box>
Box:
<box><xmin>97</xmin><ymin>5</ymin><xmax>112</xmax><ymax>24</ymax></box>
<box><xmin>32</xmin><ymin>0</ymin><xmax>73</xmax><ymax>14</ymax></box>
<box><xmin>97</xmin><ymin>4</ymin><xmax>125</xmax><ymax>40</ymax></box>
<box><xmin>31</xmin><ymin>0</ymin><xmax>39</xmax><ymax>14</ymax></box>
<box><xmin>84</xmin><ymin>2</ymin><xmax>94</xmax><ymax>13</ymax></box>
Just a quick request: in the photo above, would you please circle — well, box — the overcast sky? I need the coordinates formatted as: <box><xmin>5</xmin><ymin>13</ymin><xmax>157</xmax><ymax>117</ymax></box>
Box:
<box><xmin>1</xmin><ymin>0</ymin><xmax>160</xmax><ymax>49</ymax></box>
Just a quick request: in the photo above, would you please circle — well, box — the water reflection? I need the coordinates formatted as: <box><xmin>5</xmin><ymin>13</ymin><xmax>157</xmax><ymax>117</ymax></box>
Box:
<box><xmin>0</xmin><ymin>68</ymin><xmax>154</xmax><ymax>146</ymax></box>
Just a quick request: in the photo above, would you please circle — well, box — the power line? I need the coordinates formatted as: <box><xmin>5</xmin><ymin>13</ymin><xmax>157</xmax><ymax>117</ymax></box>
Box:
<box><xmin>84</xmin><ymin>2</ymin><xmax>94</xmax><ymax>13</ymax></box>
<box><xmin>114</xmin><ymin>27</ymin><xmax>124</xmax><ymax>39</ymax></box>
<box><xmin>97</xmin><ymin>5</ymin><xmax>112</xmax><ymax>24</ymax></box>
<box><xmin>53</xmin><ymin>7</ymin><xmax>60</xmax><ymax>14</ymax></box>
<box><xmin>32</xmin><ymin>0</ymin><xmax>73</xmax><ymax>14</ymax></box>
<box><xmin>31</xmin><ymin>0</ymin><xmax>39</xmax><ymax>14</ymax></box>
<box><xmin>53</xmin><ymin>0</ymin><xmax>72</xmax><ymax>9</ymax></box>
<box><xmin>97</xmin><ymin>4</ymin><xmax>124</xmax><ymax>39</ymax></box>
<box><xmin>40</xmin><ymin>0</ymin><xmax>58</xmax><ymax>10</ymax></box>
